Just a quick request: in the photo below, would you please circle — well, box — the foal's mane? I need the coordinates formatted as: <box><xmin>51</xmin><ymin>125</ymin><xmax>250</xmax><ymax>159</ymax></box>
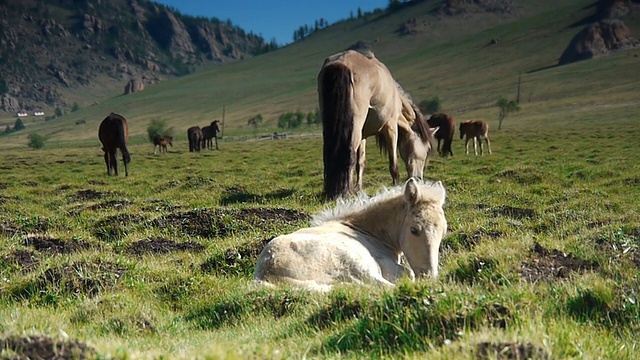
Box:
<box><xmin>375</xmin><ymin>83</ymin><xmax>433</xmax><ymax>153</ymax></box>
<box><xmin>311</xmin><ymin>186</ymin><xmax>403</xmax><ymax>226</ymax></box>
<box><xmin>311</xmin><ymin>180</ymin><xmax>443</xmax><ymax>226</ymax></box>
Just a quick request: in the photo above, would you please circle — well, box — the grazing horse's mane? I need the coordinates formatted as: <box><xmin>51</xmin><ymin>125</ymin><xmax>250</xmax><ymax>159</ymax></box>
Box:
<box><xmin>376</xmin><ymin>82</ymin><xmax>433</xmax><ymax>154</ymax></box>
<box><xmin>311</xmin><ymin>179</ymin><xmax>443</xmax><ymax>226</ymax></box>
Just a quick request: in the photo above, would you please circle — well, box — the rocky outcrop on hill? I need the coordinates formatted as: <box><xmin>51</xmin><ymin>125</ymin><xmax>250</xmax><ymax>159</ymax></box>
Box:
<box><xmin>0</xmin><ymin>0</ymin><xmax>273</xmax><ymax>114</ymax></box>
<box><xmin>124</xmin><ymin>78</ymin><xmax>145</xmax><ymax>95</ymax></box>
<box><xmin>559</xmin><ymin>0</ymin><xmax>640</xmax><ymax>65</ymax></box>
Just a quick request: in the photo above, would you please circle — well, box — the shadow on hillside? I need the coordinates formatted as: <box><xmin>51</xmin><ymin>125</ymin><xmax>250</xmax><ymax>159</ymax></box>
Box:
<box><xmin>526</xmin><ymin>63</ymin><xmax>561</xmax><ymax>74</ymax></box>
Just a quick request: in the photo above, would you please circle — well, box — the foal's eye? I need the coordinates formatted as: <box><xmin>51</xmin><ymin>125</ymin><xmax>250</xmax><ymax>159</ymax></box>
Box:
<box><xmin>410</xmin><ymin>226</ymin><xmax>421</xmax><ymax>235</ymax></box>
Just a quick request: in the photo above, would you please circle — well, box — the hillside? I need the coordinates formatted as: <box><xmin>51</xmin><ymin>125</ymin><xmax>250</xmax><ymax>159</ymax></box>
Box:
<box><xmin>0</xmin><ymin>0</ymin><xmax>274</xmax><ymax>117</ymax></box>
<box><xmin>0</xmin><ymin>0</ymin><xmax>639</xmax><ymax>147</ymax></box>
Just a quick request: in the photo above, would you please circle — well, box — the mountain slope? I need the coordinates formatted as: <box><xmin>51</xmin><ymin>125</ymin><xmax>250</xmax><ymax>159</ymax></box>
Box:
<box><xmin>0</xmin><ymin>0</ymin><xmax>273</xmax><ymax>115</ymax></box>
<box><xmin>1</xmin><ymin>0</ymin><xmax>638</xmax><ymax>147</ymax></box>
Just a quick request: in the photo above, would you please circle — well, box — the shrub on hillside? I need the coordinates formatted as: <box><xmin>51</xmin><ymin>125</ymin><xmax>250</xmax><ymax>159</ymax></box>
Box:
<box><xmin>27</xmin><ymin>133</ymin><xmax>46</xmax><ymax>149</ymax></box>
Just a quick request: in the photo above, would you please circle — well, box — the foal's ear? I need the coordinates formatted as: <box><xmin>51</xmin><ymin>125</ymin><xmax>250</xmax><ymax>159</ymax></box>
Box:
<box><xmin>404</xmin><ymin>177</ymin><xmax>420</xmax><ymax>205</ymax></box>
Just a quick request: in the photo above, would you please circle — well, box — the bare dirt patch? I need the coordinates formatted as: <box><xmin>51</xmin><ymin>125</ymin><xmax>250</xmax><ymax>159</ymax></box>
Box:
<box><xmin>2</xmin><ymin>249</ymin><xmax>39</xmax><ymax>273</ymax></box>
<box><xmin>201</xmin><ymin>237</ymin><xmax>272</xmax><ymax>276</ymax></box>
<box><xmin>87</xmin><ymin>199</ymin><xmax>132</xmax><ymax>211</ymax></box>
<box><xmin>477</xmin><ymin>341</ymin><xmax>549</xmax><ymax>360</ymax></box>
<box><xmin>0</xmin><ymin>335</ymin><xmax>97</xmax><ymax>359</ymax></box>
<box><xmin>520</xmin><ymin>242</ymin><xmax>600</xmax><ymax>282</ymax></box>
<box><xmin>126</xmin><ymin>237</ymin><xmax>205</xmax><ymax>255</ymax></box>
<box><xmin>24</xmin><ymin>236</ymin><xmax>93</xmax><ymax>254</ymax></box>
<box><xmin>73</xmin><ymin>189</ymin><xmax>107</xmax><ymax>201</ymax></box>
<box><xmin>151</xmin><ymin>207</ymin><xmax>307</xmax><ymax>238</ymax></box>
<box><xmin>444</xmin><ymin>228</ymin><xmax>504</xmax><ymax>251</ymax></box>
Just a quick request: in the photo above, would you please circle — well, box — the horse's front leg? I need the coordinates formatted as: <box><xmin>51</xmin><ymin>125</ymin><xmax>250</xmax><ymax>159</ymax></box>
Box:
<box><xmin>110</xmin><ymin>152</ymin><xmax>118</xmax><ymax>176</ymax></box>
<box><xmin>386</xmin><ymin>128</ymin><xmax>399</xmax><ymax>185</ymax></box>
<box><xmin>473</xmin><ymin>137</ymin><xmax>479</xmax><ymax>156</ymax></box>
<box><xmin>355</xmin><ymin>139</ymin><xmax>366</xmax><ymax>192</ymax></box>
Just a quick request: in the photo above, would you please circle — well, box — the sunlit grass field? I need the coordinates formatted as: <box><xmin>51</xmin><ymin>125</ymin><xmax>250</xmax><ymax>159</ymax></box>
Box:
<box><xmin>1</xmin><ymin>99</ymin><xmax>639</xmax><ymax>358</ymax></box>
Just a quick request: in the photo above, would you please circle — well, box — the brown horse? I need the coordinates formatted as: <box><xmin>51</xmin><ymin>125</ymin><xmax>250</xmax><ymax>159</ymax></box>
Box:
<box><xmin>459</xmin><ymin>120</ymin><xmax>492</xmax><ymax>155</ymax></box>
<box><xmin>201</xmin><ymin>120</ymin><xmax>221</xmax><ymax>150</ymax></box>
<box><xmin>153</xmin><ymin>135</ymin><xmax>173</xmax><ymax>154</ymax></box>
<box><xmin>187</xmin><ymin>126</ymin><xmax>203</xmax><ymax>152</ymax></box>
<box><xmin>427</xmin><ymin>113</ymin><xmax>455</xmax><ymax>157</ymax></box>
<box><xmin>318</xmin><ymin>49</ymin><xmax>437</xmax><ymax>199</ymax></box>
<box><xmin>98</xmin><ymin>112</ymin><xmax>130</xmax><ymax>176</ymax></box>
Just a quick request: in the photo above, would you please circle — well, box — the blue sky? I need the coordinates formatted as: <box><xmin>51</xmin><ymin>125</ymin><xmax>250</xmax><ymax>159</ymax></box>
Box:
<box><xmin>154</xmin><ymin>0</ymin><xmax>389</xmax><ymax>46</ymax></box>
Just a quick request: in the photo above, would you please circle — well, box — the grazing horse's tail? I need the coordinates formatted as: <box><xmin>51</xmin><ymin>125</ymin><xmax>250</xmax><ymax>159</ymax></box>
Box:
<box><xmin>114</xmin><ymin>116</ymin><xmax>130</xmax><ymax>164</ymax></box>
<box><xmin>320</xmin><ymin>62</ymin><xmax>354</xmax><ymax>200</ymax></box>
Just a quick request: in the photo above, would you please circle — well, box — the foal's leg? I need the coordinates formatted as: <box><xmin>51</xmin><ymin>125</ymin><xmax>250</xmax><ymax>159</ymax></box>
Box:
<box><xmin>214</xmin><ymin>136</ymin><xmax>219</xmax><ymax>150</ymax></box>
<box><xmin>473</xmin><ymin>137</ymin><xmax>479</xmax><ymax>156</ymax></box>
<box><xmin>355</xmin><ymin>139</ymin><xmax>366</xmax><ymax>192</ymax></box>
<box><xmin>485</xmin><ymin>136</ymin><xmax>492</xmax><ymax>154</ymax></box>
<box><xmin>465</xmin><ymin>137</ymin><xmax>470</xmax><ymax>155</ymax></box>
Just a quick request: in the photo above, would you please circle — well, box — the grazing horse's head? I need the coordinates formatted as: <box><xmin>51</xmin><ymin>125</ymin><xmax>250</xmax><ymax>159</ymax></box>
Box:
<box><xmin>398</xmin><ymin>103</ymin><xmax>438</xmax><ymax>180</ymax></box>
<box><xmin>399</xmin><ymin>178</ymin><xmax>447</xmax><ymax>278</ymax></box>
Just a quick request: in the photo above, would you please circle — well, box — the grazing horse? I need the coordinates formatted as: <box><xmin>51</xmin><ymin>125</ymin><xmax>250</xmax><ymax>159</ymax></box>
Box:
<box><xmin>254</xmin><ymin>178</ymin><xmax>447</xmax><ymax>291</ymax></box>
<box><xmin>427</xmin><ymin>113</ymin><xmax>455</xmax><ymax>157</ymax></box>
<box><xmin>459</xmin><ymin>120</ymin><xmax>492</xmax><ymax>155</ymax></box>
<box><xmin>187</xmin><ymin>126</ymin><xmax>203</xmax><ymax>152</ymax></box>
<box><xmin>318</xmin><ymin>49</ymin><xmax>437</xmax><ymax>199</ymax></box>
<box><xmin>98</xmin><ymin>112</ymin><xmax>130</xmax><ymax>176</ymax></box>
<box><xmin>201</xmin><ymin>120</ymin><xmax>221</xmax><ymax>150</ymax></box>
<box><xmin>153</xmin><ymin>135</ymin><xmax>173</xmax><ymax>154</ymax></box>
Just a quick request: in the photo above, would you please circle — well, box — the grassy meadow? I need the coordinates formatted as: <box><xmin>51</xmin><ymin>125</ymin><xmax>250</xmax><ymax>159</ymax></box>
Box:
<box><xmin>1</xmin><ymin>0</ymin><xmax>640</xmax><ymax>358</ymax></box>
<box><xmin>1</xmin><ymin>102</ymin><xmax>639</xmax><ymax>359</ymax></box>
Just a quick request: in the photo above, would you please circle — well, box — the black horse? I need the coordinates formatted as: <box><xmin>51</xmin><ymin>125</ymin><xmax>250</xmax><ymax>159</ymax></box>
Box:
<box><xmin>187</xmin><ymin>126</ymin><xmax>203</xmax><ymax>152</ymax></box>
<box><xmin>201</xmin><ymin>120</ymin><xmax>221</xmax><ymax>150</ymax></box>
<box><xmin>98</xmin><ymin>112</ymin><xmax>130</xmax><ymax>176</ymax></box>
<box><xmin>427</xmin><ymin>113</ymin><xmax>455</xmax><ymax>157</ymax></box>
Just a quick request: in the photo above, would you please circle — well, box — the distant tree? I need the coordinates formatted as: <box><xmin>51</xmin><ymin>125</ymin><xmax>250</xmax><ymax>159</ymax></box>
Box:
<box><xmin>13</xmin><ymin>118</ymin><xmax>25</xmax><ymax>131</ymax></box>
<box><xmin>278</xmin><ymin>112</ymin><xmax>291</xmax><ymax>129</ymax></box>
<box><xmin>55</xmin><ymin>107</ymin><xmax>63</xmax><ymax>117</ymax></box>
<box><xmin>27</xmin><ymin>133</ymin><xmax>46</xmax><ymax>149</ymax></box>
<box><xmin>357</xmin><ymin>7</ymin><xmax>363</xmax><ymax>18</ymax></box>
<box><xmin>71</xmin><ymin>102</ymin><xmax>80</xmax><ymax>112</ymax></box>
<box><xmin>496</xmin><ymin>97</ymin><xmax>521</xmax><ymax>130</ymax></box>
<box><xmin>147</xmin><ymin>118</ymin><xmax>174</xmax><ymax>142</ymax></box>
<box><xmin>247</xmin><ymin>114</ymin><xmax>263</xmax><ymax>136</ymax></box>
<box><xmin>3</xmin><ymin>125</ymin><xmax>12</xmax><ymax>134</ymax></box>
<box><xmin>306</xmin><ymin>111</ymin><xmax>317</xmax><ymax>126</ymax></box>
<box><xmin>419</xmin><ymin>96</ymin><xmax>442</xmax><ymax>115</ymax></box>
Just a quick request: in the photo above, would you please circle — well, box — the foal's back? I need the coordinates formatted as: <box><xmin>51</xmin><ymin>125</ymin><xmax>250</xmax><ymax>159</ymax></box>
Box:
<box><xmin>460</xmin><ymin>120</ymin><xmax>489</xmax><ymax>139</ymax></box>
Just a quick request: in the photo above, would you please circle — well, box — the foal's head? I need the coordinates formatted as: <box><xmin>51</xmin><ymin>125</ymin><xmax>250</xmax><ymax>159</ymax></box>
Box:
<box><xmin>399</xmin><ymin>178</ymin><xmax>447</xmax><ymax>278</ymax></box>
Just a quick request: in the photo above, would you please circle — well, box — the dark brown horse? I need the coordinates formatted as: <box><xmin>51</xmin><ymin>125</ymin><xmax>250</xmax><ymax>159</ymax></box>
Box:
<box><xmin>153</xmin><ymin>135</ymin><xmax>173</xmax><ymax>154</ymax></box>
<box><xmin>459</xmin><ymin>120</ymin><xmax>492</xmax><ymax>155</ymax></box>
<box><xmin>98</xmin><ymin>112</ymin><xmax>130</xmax><ymax>176</ymax></box>
<box><xmin>427</xmin><ymin>113</ymin><xmax>455</xmax><ymax>157</ymax></box>
<box><xmin>201</xmin><ymin>120</ymin><xmax>221</xmax><ymax>150</ymax></box>
<box><xmin>187</xmin><ymin>126</ymin><xmax>203</xmax><ymax>152</ymax></box>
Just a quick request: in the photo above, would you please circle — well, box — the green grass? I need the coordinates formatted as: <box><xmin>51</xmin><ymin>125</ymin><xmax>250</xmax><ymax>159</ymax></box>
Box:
<box><xmin>1</xmin><ymin>101</ymin><xmax>639</xmax><ymax>358</ymax></box>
